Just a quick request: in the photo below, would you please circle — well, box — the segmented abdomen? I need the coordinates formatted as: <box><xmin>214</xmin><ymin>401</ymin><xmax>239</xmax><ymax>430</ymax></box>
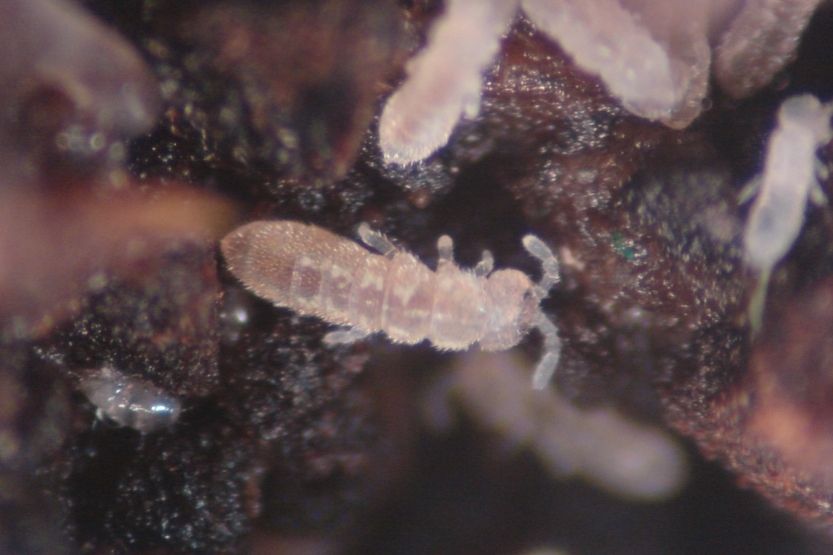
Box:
<box><xmin>221</xmin><ymin>221</ymin><xmax>488</xmax><ymax>348</ymax></box>
<box><xmin>79</xmin><ymin>366</ymin><xmax>181</xmax><ymax>433</ymax></box>
<box><xmin>743</xmin><ymin>94</ymin><xmax>833</xmax><ymax>271</ymax></box>
<box><xmin>222</xmin><ymin>221</ymin><xmax>380</xmax><ymax>327</ymax></box>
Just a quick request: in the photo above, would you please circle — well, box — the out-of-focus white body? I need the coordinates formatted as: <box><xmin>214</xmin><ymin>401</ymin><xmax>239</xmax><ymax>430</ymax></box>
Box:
<box><xmin>378</xmin><ymin>0</ymin><xmax>823</xmax><ymax>165</ymax></box>
<box><xmin>424</xmin><ymin>351</ymin><xmax>689</xmax><ymax>501</ymax></box>
<box><xmin>378</xmin><ymin>0</ymin><xmax>518</xmax><ymax>165</ymax></box>
<box><xmin>743</xmin><ymin>94</ymin><xmax>833</xmax><ymax>272</ymax></box>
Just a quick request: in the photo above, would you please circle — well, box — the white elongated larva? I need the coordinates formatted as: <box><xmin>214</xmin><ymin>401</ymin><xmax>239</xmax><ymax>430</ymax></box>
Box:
<box><xmin>378</xmin><ymin>1</ymin><xmax>822</xmax><ymax>165</ymax></box>
<box><xmin>743</xmin><ymin>94</ymin><xmax>833</xmax><ymax>273</ymax></box>
<box><xmin>378</xmin><ymin>0</ymin><xmax>519</xmax><ymax>165</ymax></box>
<box><xmin>423</xmin><ymin>351</ymin><xmax>688</xmax><ymax>501</ymax></box>
<box><xmin>221</xmin><ymin>221</ymin><xmax>562</xmax><ymax>388</ymax></box>
<box><xmin>521</xmin><ymin>0</ymin><xmax>679</xmax><ymax>121</ymax></box>
<box><xmin>79</xmin><ymin>366</ymin><xmax>182</xmax><ymax>433</ymax></box>
<box><xmin>378</xmin><ymin>0</ymin><xmax>700</xmax><ymax>165</ymax></box>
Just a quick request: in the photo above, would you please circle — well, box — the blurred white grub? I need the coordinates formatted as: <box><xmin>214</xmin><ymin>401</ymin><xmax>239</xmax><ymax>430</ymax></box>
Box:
<box><xmin>424</xmin><ymin>351</ymin><xmax>688</xmax><ymax>501</ymax></box>
<box><xmin>714</xmin><ymin>0</ymin><xmax>824</xmax><ymax>99</ymax></box>
<box><xmin>378</xmin><ymin>0</ymin><xmax>518</xmax><ymax>165</ymax></box>
<box><xmin>80</xmin><ymin>366</ymin><xmax>182</xmax><ymax>433</ymax></box>
<box><xmin>380</xmin><ymin>0</ymin><xmax>823</xmax><ymax>164</ymax></box>
<box><xmin>0</xmin><ymin>0</ymin><xmax>161</xmax><ymax>136</ymax></box>
<box><xmin>522</xmin><ymin>0</ymin><xmax>689</xmax><ymax>124</ymax></box>
<box><xmin>744</xmin><ymin>94</ymin><xmax>833</xmax><ymax>274</ymax></box>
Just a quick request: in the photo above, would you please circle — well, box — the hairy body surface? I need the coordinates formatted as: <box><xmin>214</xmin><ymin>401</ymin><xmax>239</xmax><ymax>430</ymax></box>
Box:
<box><xmin>222</xmin><ymin>221</ymin><xmax>562</xmax><ymax>388</ymax></box>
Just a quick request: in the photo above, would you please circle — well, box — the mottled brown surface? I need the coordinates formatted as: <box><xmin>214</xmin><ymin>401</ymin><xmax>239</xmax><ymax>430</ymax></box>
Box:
<box><xmin>4</xmin><ymin>0</ymin><xmax>833</xmax><ymax>553</ymax></box>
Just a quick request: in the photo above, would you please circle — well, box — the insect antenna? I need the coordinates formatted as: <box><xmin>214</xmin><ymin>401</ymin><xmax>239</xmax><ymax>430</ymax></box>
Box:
<box><xmin>522</xmin><ymin>234</ymin><xmax>560</xmax><ymax>298</ymax></box>
<box><xmin>532</xmin><ymin>311</ymin><xmax>561</xmax><ymax>390</ymax></box>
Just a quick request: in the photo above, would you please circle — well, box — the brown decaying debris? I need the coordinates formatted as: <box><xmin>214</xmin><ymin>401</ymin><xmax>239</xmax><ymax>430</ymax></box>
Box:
<box><xmin>3</xmin><ymin>0</ymin><xmax>833</xmax><ymax>553</ymax></box>
<box><xmin>379</xmin><ymin>0</ymin><xmax>824</xmax><ymax>164</ymax></box>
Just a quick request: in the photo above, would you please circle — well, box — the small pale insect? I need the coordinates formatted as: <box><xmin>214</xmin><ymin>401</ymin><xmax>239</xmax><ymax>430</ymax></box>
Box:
<box><xmin>221</xmin><ymin>221</ymin><xmax>562</xmax><ymax>389</ymax></box>
<box><xmin>378</xmin><ymin>0</ymin><xmax>518</xmax><ymax>165</ymax></box>
<box><xmin>742</xmin><ymin>94</ymin><xmax>833</xmax><ymax>330</ymax></box>
<box><xmin>79</xmin><ymin>366</ymin><xmax>182</xmax><ymax>433</ymax></box>
<box><xmin>743</xmin><ymin>94</ymin><xmax>833</xmax><ymax>273</ymax></box>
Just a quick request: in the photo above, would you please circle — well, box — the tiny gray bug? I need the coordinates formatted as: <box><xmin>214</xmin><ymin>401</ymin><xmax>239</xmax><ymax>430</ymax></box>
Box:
<box><xmin>743</xmin><ymin>94</ymin><xmax>833</xmax><ymax>274</ymax></box>
<box><xmin>79</xmin><ymin>366</ymin><xmax>182</xmax><ymax>433</ymax></box>
<box><xmin>221</xmin><ymin>221</ymin><xmax>562</xmax><ymax>389</ymax></box>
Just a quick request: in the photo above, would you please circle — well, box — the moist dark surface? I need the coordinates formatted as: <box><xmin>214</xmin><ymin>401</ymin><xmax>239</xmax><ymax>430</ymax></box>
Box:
<box><xmin>3</xmin><ymin>1</ymin><xmax>833</xmax><ymax>553</ymax></box>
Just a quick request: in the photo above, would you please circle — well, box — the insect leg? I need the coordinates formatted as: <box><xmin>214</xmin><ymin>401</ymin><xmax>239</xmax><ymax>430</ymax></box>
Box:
<box><xmin>815</xmin><ymin>157</ymin><xmax>829</xmax><ymax>181</ymax></box>
<box><xmin>474</xmin><ymin>249</ymin><xmax>494</xmax><ymax>277</ymax></box>
<box><xmin>737</xmin><ymin>175</ymin><xmax>762</xmax><ymax>205</ymax></box>
<box><xmin>531</xmin><ymin>311</ymin><xmax>561</xmax><ymax>390</ymax></box>
<box><xmin>323</xmin><ymin>327</ymin><xmax>371</xmax><ymax>345</ymax></box>
<box><xmin>810</xmin><ymin>159</ymin><xmax>828</xmax><ymax>206</ymax></box>
<box><xmin>437</xmin><ymin>234</ymin><xmax>455</xmax><ymax>267</ymax></box>
<box><xmin>748</xmin><ymin>267</ymin><xmax>772</xmax><ymax>337</ymax></box>
<box><xmin>810</xmin><ymin>182</ymin><xmax>827</xmax><ymax>206</ymax></box>
<box><xmin>522</xmin><ymin>234</ymin><xmax>560</xmax><ymax>293</ymax></box>
<box><xmin>357</xmin><ymin>223</ymin><xmax>397</xmax><ymax>257</ymax></box>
